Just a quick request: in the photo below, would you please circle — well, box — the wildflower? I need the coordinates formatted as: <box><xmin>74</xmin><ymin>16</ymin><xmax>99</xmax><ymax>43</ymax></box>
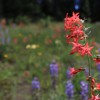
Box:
<box><xmin>23</xmin><ymin>70</ymin><xmax>30</xmax><ymax>77</ymax></box>
<box><xmin>65</xmin><ymin>27</ymin><xmax>84</xmax><ymax>43</ymax></box>
<box><xmin>70</xmin><ymin>41</ymin><xmax>82</xmax><ymax>54</ymax></box>
<box><xmin>37</xmin><ymin>52</ymin><xmax>42</xmax><ymax>56</ymax></box>
<box><xmin>87</xmin><ymin>77</ymin><xmax>95</xmax><ymax>90</ymax></box>
<box><xmin>55</xmin><ymin>40</ymin><xmax>61</xmax><ymax>44</ymax></box>
<box><xmin>93</xmin><ymin>58</ymin><xmax>100</xmax><ymax>64</ymax></box>
<box><xmin>49</xmin><ymin>60</ymin><xmax>58</xmax><ymax>78</ymax></box>
<box><xmin>3</xmin><ymin>54</ymin><xmax>8</xmax><ymax>58</ymax></box>
<box><xmin>26</xmin><ymin>44</ymin><xmax>31</xmax><ymax>49</ymax></box>
<box><xmin>93</xmin><ymin>55</ymin><xmax>100</xmax><ymax>64</ymax></box>
<box><xmin>31</xmin><ymin>44</ymin><xmax>38</xmax><ymax>49</ymax></box>
<box><xmin>96</xmin><ymin>63</ymin><xmax>100</xmax><ymax>74</ymax></box>
<box><xmin>81</xmin><ymin>42</ymin><xmax>93</xmax><ymax>56</ymax></box>
<box><xmin>71</xmin><ymin>27</ymin><xmax>84</xmax><ymax>38</ymax></box>
<box><xmin>80</xmin><ymin>81</ymin><xmax>88</xmax><ymax>100</ymax></box>
<box><xmin>49</xmin><ymin>60</ymin><xmax>58</xmax><ymax>89</ymax></box>
<box><xmin>32</xmin><ymin>77</ymin><xmax>40</xmax><ymax>91</ymax></box>
<box><xmin>89</xmin><ymin>95</ymin><xmax>100</xmax><ymax>100</ymax></box>
<box><xmin>66</xmin><ymin>68</ymin><xmax>72</xmax><ymax>79</ymax></box>
<box><xmin>65</xmin><ymin>80</ymin><xmax>74</xmax><ymax>100</ymax></box>
<box><xmin>84</xmin><ymin>67</ymin><xmax>89</xmax><ymax>77</ymax></box>
<box><xmin>64</xmin><ymin>12</ymin><xmax>83</xmax><ymax>31</ymax></box>
<box><xmin>95</xmin><ymin>83</ymin><xmax>100</xmax><ymax>90</ymax></box>
<box><xmin>70</xmin><ymin>67</ymin><xmax>85</xmax><ymax>75</ymax></box>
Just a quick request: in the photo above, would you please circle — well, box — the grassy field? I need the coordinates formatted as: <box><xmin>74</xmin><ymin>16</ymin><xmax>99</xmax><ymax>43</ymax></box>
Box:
<box><xmin>0</xmin><ymin>22</ymin><xmax>100</xmax><ymax>100</ymax></box>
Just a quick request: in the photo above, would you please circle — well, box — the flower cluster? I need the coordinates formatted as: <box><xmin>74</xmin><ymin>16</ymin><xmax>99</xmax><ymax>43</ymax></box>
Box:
<box><xmin>65</xmin><ymin>80</ymin><xmax>74</xmax><ymax>100</ymax></box>
<box><xmin>49</xmin><ymin>60</ymin><xmax>58</xmax><ymax>78</ymax></box>
<box><xmin>64</xmin><ymin>12</ymin><xmax>100</xmax><ymax>99</ymax></box>
<box><xmin>49</xmin><ymin>60</ymin><xmax>58</xmax><ymax>89</ymax></box>
<box><xmin>80</xmin><ymin>81</ymin><xmax>88</xmax><ymax>100</ymax></box>
<box><xmin>64</xmin><ymin>12</ymin><xmax>93</xmax><ymax>57</ymax></box>
<box><xmin>32</xmin><ymin>77</ymin><xmax>40</xmax><ymax>91</ymax></box>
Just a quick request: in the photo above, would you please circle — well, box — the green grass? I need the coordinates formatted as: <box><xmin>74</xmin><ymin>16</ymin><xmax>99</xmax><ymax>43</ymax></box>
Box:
<box><xmin>0</xmin><ymin>22</ymin><xmax>100</xmax><ymax>100</ymax></box>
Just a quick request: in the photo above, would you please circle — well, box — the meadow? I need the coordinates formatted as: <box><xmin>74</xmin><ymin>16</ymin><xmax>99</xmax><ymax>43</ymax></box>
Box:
<box><xmin>0</xmin><ymin>21</ymin><xmax>100</xmax><ymax>100</ymax></box>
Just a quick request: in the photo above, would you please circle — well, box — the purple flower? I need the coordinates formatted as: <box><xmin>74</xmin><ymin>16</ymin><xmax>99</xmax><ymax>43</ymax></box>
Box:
<box><xmin>49</xmin><ymin>60</ymin><xmax>58</xmax><ymax>78</ymax></box>
<box><xmin>84</xmin><ymin>67</ymin><xmax>89</xmax><ymax>77</ymax></box>
<box><xmin>65</xmin><ymin>80</ymin><xmax>74</xmax><ymax>100</ymax></box>
<box><xmin>80</xmin><ymin>81</ymin><xmax>88</xmax><ymax>100</ymax></box>
<box><xmin>98</xmin><ymin>48</ymin><xmax>100</xmax><ymax>52</ymax></box>
<box><xmin>66</xmin><ymin>68</ymin><xmax>72</xmax><ymax>79</ymax></box>
<box><xmin>32</xmin><ymin>77</ymin><xmax>40</xmax><ymax>90</ymax></box>
<box><xmin>97</xmin><ymin>63</ymin><xmax>100</xmax><ymax>72</ymax></box>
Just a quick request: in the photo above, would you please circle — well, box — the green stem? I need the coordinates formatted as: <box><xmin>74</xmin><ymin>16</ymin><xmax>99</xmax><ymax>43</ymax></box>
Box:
<box><xmin>87</xmin><ymin>55</ymin><xmax>92</xmax><ymax>98</ymax></box>
<box><xmin>84</xmin><ymin>38</ymin><xmax>92</xmax><ymax>98</ymax></box>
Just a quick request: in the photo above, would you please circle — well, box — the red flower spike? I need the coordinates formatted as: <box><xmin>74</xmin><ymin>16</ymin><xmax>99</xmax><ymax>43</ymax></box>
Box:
<box><xmin>81</xmin><ymin>42</ymin><xmax>94</xmax><ymax>56</ymax></box>
<box><xmin>70</xmin><ymin>67</ymin><xmax>85</xmax><ymax>75</ymax></box>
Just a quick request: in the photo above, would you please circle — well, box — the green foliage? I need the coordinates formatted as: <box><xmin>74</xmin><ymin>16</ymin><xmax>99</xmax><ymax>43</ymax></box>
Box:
<box><xmin>15</xmin><ymin>16</ymin><xmax>31</xmax><ymax>25</ymax></box>
<box><xmin>0</xmin><ymin>22</ymin><xmax>100</xmax><ymax>99</ymax></box>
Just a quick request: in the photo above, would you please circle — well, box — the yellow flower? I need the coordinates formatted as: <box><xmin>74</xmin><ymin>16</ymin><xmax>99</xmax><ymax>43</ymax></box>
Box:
<box><xmin>26</xmin><ymin>44</ymin><xmax>31</xmax><ymax>49</ymax></box>
<box><xmin>31</xmin><ymin>44</ymin><xmax>37</xmax><ymax>49</ymax></box>
<box><xmin>37</xmin><ymin>52</ymin><xmax>42</xmax><ymax>56</ymax></box>
<box><xmin>31</xmin><ymin>44</ymin><xmax>40</xmax><ymax>49</ymax></box>
<box><xmin>4</xmin><ymin>54</ymin><xmax>8</xmax><ymax>58</ymax></box>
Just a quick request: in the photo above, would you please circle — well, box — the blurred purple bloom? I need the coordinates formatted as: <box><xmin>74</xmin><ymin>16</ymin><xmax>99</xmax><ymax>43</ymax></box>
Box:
<box><xmin>97</xmin><ymin>63</ymin><xmax>100</xmax><ymax>72</ymax></box>
<box><xmin>65</xmin><ymin>80</ymin><xmax>74</xmax><ymax>100</ymax></box>
<box><xmin>84</xmin><ymin>68</ymin><xmax>89</xmax><ymax>77</ymax></box>
<box><xmin>98</xmin><ymin>48</ymin><xmax>100</xmax><ymax>52</ymax></box>
<box><xmin>66</xmin><ymin>68</ymin><xmax>72</xmax><ymax>79</ymax></box>
<box><xmin>32</xmin><ymin>77</ymin><xmax>40</xmax><ymax>90</ymax></box>
<box><xmin>80</xmin><ymin>81</ymin><xmax>88</xmax><ymax>100</ymax></box>
<box><xmin>50</xmin><ymin>60</ymin><xmax>58</xmax><ymax>78</ymax></box>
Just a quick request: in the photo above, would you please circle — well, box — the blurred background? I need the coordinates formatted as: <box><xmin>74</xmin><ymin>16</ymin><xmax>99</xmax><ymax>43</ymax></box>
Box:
<box><xmin>0</xmin><ymin>0</ymin><xmax>100</xmax><ymax>22</ymax></box>
<box><xmin>0</xmin><ymin>0</ymin><xmax>100</xmax><ymax>100</ymax></box>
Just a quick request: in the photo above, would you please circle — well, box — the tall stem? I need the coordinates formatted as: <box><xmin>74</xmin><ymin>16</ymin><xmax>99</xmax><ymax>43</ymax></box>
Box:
<box><xmin>84</xmin><ymin>38</ymin><xmax>92</xmax><ymax>98</ymax></box>
<box><xmin>87</xmin><ymin>55</ymin><xmax>92</xmax><ymax>98</ymax></box>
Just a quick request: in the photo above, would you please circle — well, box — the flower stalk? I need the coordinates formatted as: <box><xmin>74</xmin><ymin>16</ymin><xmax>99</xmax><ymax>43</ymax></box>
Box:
<box><xmin>64</xmin><ymin>12</ymin><xmax>100</xmax><ymax>99</ymax></box>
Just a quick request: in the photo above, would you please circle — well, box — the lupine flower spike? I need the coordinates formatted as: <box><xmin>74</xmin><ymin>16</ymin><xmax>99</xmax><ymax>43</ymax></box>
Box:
<box><xmin>49</xmin><ymin>60</ymin><xmax>58</xmax><ymax>89</ymax></box>
<box><xmin>80</xmin><ymin>81</ymin><xmax>88</xmax><ymax>100</ymax></box>
<box><xmin>65</xmin><ymin>80</ymin><xmax>74</xmax><ymax>100</ymax></box>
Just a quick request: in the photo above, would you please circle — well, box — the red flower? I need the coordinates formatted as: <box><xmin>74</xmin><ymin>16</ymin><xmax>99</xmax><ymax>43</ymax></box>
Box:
<box><xmin>89</xmin><ymin>95</ymin><xmax>100</xmax><ymax>100</ymax></box>
<box><xmin>70</xmin><ymin>41</ymin><xmax>82</xmax><ymax>54</ymax></box>
<box><xmin>70</xmin><ymin>67</ymin><xmax>85</xmax><ymax>75</ymax></box>
<box><xmin>64</xmin><ymin>12</ymin><xmax>83</xmax><ymax>31</ymax></box>
<box><xmin>71</xmin><ymin>27</ymin><xmax>84</xmax><ymax>37</ymax></box>
<box><xmin>81</xmin><ymin>42</ymin><xmax>93</xmax><ymax>56</ymax></box>
<box><xmin>87</xmin><ymin>77</ymin><xmax>95</xmax><ymax>96</ymax></box>
<box><xmin>93</xmin><ymin>58</ymin><xmax>100</xmax><ymax>64</ymax></box>
<box><xmin>96</xmin><ymin>83</ymin><xmax>100</xmax><ymax>90</ymax></box>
